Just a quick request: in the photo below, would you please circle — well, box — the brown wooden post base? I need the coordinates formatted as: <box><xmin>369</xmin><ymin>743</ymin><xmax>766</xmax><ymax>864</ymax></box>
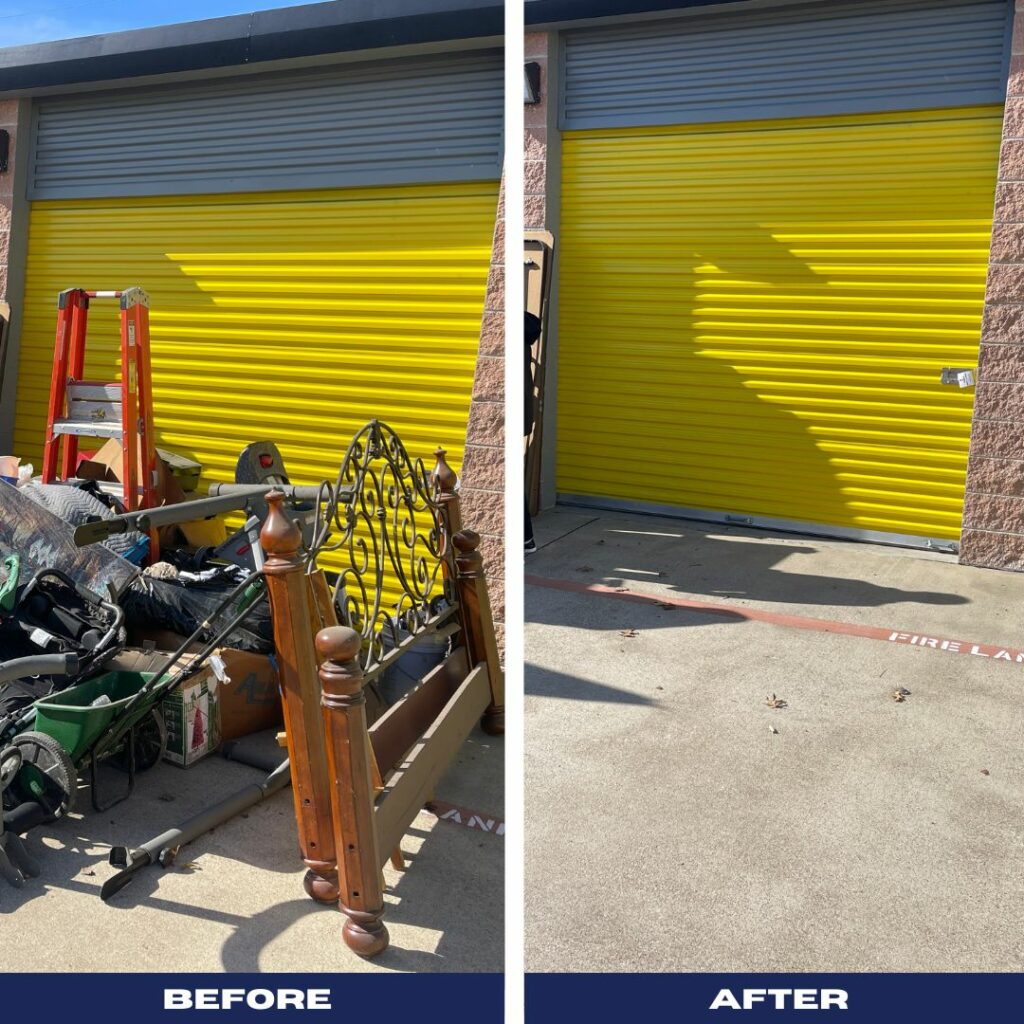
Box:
<box><xmin>318</xmin><ymin>626</ymin><xmax>390</xmax><ymax>959</ymax></box>
<box><xmin>340</xmin><ymin>903</ymin><xmax>390</xmax><ymax>958</ymax></box>
<box><xmin>480</xmin><ymin>706</ymin><xmax>504</xmax><ymax>737</ymax></box>
<box><xmin>303</xmin><ymin>868</ymin><xmax>340</xmax><ymax>904</ymax></box>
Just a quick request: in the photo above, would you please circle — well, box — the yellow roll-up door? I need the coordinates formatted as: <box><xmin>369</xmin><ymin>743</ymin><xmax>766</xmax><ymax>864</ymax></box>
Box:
<box><xmin>557</xmin><ymin>107</ymin><xmax>1002</xmax><ymax>544</ymax></box>
<box><xmin>14</xmin><ymin>181</ymin><xmax>497</xmax><ymax>487</ymax></box>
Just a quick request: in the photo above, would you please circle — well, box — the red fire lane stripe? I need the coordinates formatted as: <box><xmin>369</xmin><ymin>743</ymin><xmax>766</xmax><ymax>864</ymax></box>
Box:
<box><xmin>526</xmin><ymin>574</ymin><xmax>1024</xmax><ymax>666</ymax></box>
<box><xmin>425</xmin><ymin>799</ymin><xmax>505</xmax><ymax>837</ymax></box>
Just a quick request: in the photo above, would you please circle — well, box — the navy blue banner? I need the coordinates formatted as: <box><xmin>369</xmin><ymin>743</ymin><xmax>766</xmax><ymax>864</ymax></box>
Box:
<box><xmin>528</xmin><ymin>973</ymin><xmax>1024</xmax><ymax>1022</ymax></box>
<box><xmin>2</xmin><ymin>973</ymin><xmax>503</xmax><ymax>1022</ymax></box>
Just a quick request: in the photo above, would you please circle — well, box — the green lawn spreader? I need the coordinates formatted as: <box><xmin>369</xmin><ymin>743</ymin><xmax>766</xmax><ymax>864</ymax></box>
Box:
<box><xmin>0</xmin><ymin>569</ymin><xmax>266</xmax><ymax>886</ymax></box>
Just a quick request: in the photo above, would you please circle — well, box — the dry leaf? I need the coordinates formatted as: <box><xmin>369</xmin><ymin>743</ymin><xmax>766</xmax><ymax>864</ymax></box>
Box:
<box><xmin>765</xmin><ymin>693</ymin><xmax>787</xmax><ymax>709</ymax></box>
<box><xmin>892</xmin><ymin>687</ymin><xmax>911</xmax><ymax>702</ymax></box>
<box><xmin>619</xmin><ymin>628</ymin><xmax>639</xmax><ymax>638</ymax></box>
<box><xmin>980</xmin><ymin>768</ymin><xmax>990</xmax><ymax>776</ymax></box>
<box><xmin>768</xmin><ymin>724</ymin><xmax>778</xmax><ymax>735</ymax></box>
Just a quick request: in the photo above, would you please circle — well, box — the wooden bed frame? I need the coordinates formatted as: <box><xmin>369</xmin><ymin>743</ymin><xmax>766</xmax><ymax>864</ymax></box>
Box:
<box><xmin>258</xmin><ymin>420</ymin><xmax>502</xmax><ymax>957</ymax></box>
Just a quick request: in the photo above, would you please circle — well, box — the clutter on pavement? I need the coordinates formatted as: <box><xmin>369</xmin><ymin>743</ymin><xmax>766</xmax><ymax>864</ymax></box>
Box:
<box><xmin>0</xmin><ymin>287</ymin><xmax>503</xmax><ymax>964</ymax></box>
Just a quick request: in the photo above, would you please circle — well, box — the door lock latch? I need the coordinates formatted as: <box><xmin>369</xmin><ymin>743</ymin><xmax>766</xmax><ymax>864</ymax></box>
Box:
<box><xmin>940</xmin><ymin>367</ymin><xmax>976</xmax><ymax>387</ymax></box>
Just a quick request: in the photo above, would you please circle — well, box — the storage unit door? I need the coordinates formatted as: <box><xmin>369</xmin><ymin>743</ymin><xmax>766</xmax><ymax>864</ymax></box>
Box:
<box><xmin>556</xmin><ymin>0</ymin><xmax>1009</xmax><ymax>546</ymax></box>
<box><xmin>13</xmin><ymin>182</ymin><xmax>497</xmax><ymax>483</ymax></box>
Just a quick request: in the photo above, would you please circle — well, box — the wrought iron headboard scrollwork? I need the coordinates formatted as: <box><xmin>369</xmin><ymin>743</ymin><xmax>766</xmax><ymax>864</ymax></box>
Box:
<box><xmin>307</xmin><ymin>419</ymin><xmax>461</xmax><ymax>681</ymax></box>
<box><xmin>258</xmin><ymin>414</ymin><xmax>503</xmax><ymax>960</ymax></box>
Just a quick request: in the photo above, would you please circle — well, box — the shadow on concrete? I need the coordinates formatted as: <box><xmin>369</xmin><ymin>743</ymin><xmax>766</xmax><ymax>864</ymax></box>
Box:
<box><xmin>525</xmin><ymin>664</ymin><xmax>660</xmax><ymax>706</ymax></box>
<box><xmin>0</xmin><ymin>743</ymin><xmax>502</xmax><ymax>972</ymax></box>
<box><xmin>529</xmin><ymin>516</ymin><xmax>970</xmax><ymax>632</ymax></box>
<box><xmin>604</xmin><ymin>528</ymin><xmax>970</xmax><ymax>609</ymax></box>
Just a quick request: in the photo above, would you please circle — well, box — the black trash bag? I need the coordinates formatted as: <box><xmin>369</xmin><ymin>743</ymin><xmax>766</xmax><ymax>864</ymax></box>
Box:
<box><xmin>122</xmin><ymin>573</ymin><xmax>273</xmax><ymax>654</ymax></box>
<box><xmin>0</xmin><ymin>679</ymin><xmax>45</xmax><ymax>719</ymax></box>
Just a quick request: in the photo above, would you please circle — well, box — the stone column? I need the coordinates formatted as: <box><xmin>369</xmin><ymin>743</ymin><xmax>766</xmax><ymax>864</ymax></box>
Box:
<box><xmin>0</xmin><ymin>99</ymin><xmax>16</xmax><ymax>303</ymax></box>
<box><xmin>961</xmin><ymin>5</ymin><xmax>1024</xmax><ymax>570</ymax></box>
<box><xmin>459</xmin><ymin>175</ymin><xmax>506</xmax><ymax>650</ymax></box>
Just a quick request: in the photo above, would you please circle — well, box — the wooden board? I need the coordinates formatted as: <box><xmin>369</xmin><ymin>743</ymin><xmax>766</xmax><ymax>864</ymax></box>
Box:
<box><xmin>374</xmin><ymin>663</ymin><xmax>490</xmax><ymax>862</ymax></box>
<box><xmin>369</xmin><ymin>645</ymin><xmax>469</xmax><ymax>774</ymax></box>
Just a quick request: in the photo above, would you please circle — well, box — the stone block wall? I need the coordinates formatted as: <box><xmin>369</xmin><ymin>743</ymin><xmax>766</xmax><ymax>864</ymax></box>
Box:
<box><xmin>961</xmin><ymin>3</ymin><xmax>1024</xmax><ymax>569</ymax></box>
<box><xmin>0</xmin><ymin>98</ymin><xmax>17</xmax><ymax>302</ymax></box>
<box><xmin>459</xmin><ymin>178</ymin><xmax>505</xmax><ymax>647</ymax></box>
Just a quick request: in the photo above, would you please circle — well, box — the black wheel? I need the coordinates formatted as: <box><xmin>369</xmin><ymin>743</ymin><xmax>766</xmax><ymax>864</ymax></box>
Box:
<box><xmin>106</xmin><ymin>709</ymin><xmax>167</xmax><ymax>774</ymax></box>
<box><xmin>0</xmin><ymin>745</ymin><xmax>23</xmax><ymax>791</ymax></box>
<box><xmin>10</xmin><ymin>731</ymin><xmax>77</xmax><ymax>820</ymax></box>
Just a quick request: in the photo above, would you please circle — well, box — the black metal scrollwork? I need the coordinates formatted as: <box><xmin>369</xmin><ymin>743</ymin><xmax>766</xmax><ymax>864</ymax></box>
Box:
<box><xmin>308</xmin><ymin>420</ymin><xmax>457</xmax><ymax>676</ymax></box>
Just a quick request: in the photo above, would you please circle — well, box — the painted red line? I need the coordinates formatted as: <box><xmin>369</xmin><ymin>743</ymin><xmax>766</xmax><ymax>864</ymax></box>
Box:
<box><xmin>425</xmin><ymin>799</ymin><xmax>505</xmax><ymax>837</ymax></box>
<box><xmin>526</xmin><ymin>574</ymin><xmax>1024</xmax><ymax>667</ymax></box>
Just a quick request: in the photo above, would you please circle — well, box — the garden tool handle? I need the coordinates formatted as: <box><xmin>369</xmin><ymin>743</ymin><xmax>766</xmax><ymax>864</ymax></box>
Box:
<box><xmin>0</xmin><ymin>652</ymin><xmax>79</xmax><ymax>686</ymax></box>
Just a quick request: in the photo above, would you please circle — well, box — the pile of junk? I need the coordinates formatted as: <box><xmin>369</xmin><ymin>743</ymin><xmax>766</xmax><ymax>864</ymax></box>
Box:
<box><xmin>0</xmin><ymin>440</ymin><xmax>438</xmax><ymax>897</ymax></box>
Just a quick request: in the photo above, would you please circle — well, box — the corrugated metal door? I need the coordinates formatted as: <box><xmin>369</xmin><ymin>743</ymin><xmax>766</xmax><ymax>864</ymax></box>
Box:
<box><xmin>29</xmin><ymin>51</ymin><xmax>503</xmax><ymax>198</ymax></box>
<box><xmin>560</xmin><ymin>0</ymin><xmax>1011</xmax><ymax>129</ymax></box>
<box><xmin>557</xmin><ymin>0</ymin><xmax>1009</xmax><ymax>546</ymax></box>
<box><xmin>13</xmin><ymin>183</ymin><xmax>497</xmax><ymax>484</ymax></box>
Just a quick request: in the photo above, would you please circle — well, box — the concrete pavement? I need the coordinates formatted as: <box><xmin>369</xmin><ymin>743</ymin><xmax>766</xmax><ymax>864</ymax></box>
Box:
<box><xmin>0</xmin><ymin>726</ymin><xmax>503</xmax><ymax>973</ymax></box>
<box><xmin>525</xmin><ymin>508</ymin><xmax>1024</xmax><ymax>972</ymax></box>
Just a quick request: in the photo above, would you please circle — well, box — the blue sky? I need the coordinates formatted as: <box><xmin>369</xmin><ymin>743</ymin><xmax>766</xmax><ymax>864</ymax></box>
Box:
<box><xmin>0</xmin><ymin>0</ymin><xmax>321</xmax><ymax>47</ymax></box>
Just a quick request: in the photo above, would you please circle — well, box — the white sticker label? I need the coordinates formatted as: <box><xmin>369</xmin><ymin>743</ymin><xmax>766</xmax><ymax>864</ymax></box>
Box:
<box><xmin>957</xmin><ymin>370</ymin><xmax>975</xmax><ymax>387</ymax></box>
<box><xmin>209</xmin><ymin>654</ymin><xmax>230</xmax><ymax>685</ymax></box>
<box><xmin>29</xmin><ymin>627</ymin><xmax>55</xmax><ymax>648</ymax></box>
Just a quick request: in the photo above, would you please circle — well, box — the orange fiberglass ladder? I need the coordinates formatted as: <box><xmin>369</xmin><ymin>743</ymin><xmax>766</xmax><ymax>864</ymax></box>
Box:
<box><xmin>41</xmin><ymin>287</ymin><xmax>159</xmax><ymax>514</ymax></box>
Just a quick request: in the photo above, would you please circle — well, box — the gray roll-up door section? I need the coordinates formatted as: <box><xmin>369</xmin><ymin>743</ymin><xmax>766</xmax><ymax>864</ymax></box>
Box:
<box><xmin>561</xmin><ymin>0</ymin><xmax>1012</xmax><ymax>130</ymax></box>
<box><xmin>30</xmin><ymin>50</ymin><xmax>503</xmax><ymax>199</ymax></box>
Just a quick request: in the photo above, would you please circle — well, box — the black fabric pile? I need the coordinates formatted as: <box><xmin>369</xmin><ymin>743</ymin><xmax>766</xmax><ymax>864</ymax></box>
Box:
<box><xmin>122</xmin><ymin>563</ymin><xmax>273</xmax><ymax>654</ymax></box>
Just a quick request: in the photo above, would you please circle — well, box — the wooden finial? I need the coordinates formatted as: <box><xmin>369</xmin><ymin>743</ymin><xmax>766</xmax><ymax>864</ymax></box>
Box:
<box><xmin>453</xmin><ymin>528</ymin><xmax>481</xmax><ymax>554</ymax></box>
<box><xmin>432</xmin><ymin>446</ymin><xmax>458</xmax><ymax>495</ymax></box>
<box><xmin>259</xmin><ymin>489</ymin><xmax>302</xmax><ymax>562</ymax></box>
<box><xmin>316</xmin><ymin>625</ymin><xmax>362</xmax><ymax>671</ymax></box>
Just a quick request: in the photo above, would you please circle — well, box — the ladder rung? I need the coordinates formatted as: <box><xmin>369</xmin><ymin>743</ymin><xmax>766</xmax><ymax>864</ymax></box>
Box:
<box><xmin>52</xmin><ymin>418</ymin><xmax>123</xmax><ymax>439</ymax></box>
<box><xmin>67</xmin><ymin>397</ymin><xmax>122</xmax><ymax>426</ymax></box>
<box><xmin>67</xmin><ymin>382</ymin><xmax>120</xmax><ymax>402</ymax></box>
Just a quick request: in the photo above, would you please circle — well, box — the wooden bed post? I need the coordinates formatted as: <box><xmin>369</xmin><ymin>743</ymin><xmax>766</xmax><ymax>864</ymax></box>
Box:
<box><xmin>432</xmin><ymin>446</ymin><xmax>463</xmax><ymax>535</ymax></box>
<box><xmin>432</xmin><ymin>447</ymin><xmax>503</xmax><ymax>735</ymax></box>
<box><xmin>453</xmin><ymin>530</ymin><xmax>504</xmax><ymax>736</ymax></box>
<box><xmin>317</xmin><ymin>625</ymin><xmax>389</xmax><ymax>958</ymax></box>
<box><xmin>259</xmin><ymin>491</ymin><xmax>339</xmax><ymax>904</ymax></box>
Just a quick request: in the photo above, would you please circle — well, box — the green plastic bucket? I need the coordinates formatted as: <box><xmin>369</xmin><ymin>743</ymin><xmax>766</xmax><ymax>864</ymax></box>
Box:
<box><xmin>33</xmin><ymin>671</ymin><xmax>157</xmax><ymax>761</ymax></box>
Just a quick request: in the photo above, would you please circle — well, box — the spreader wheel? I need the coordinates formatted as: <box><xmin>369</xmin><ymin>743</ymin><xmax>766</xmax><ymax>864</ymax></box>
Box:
<box><xmin>0</xmin><ymin>745</ymin><xmax>23</xmax><ymax>791</ymax></box>
<box><xmin>107</xmin><ymin>709</ymin><xmax>168</xmax><ymax>774</ymax></box>
<box><xmin>10</xmin><ymin>731</ymin><xmax>77</xmax><ymax>820</ymax></box>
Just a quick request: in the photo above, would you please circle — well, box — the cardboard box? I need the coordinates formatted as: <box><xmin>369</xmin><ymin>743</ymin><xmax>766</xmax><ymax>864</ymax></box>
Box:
<box><xmin>78</xmin><ymin>437</ymin><xmax>186</xmax><ymax>505</ymax></box>
<box><xmin>217</xmin><ymin>649</ymin><xmax>281</xmax><ymax>741</ymax></box>
<box><xmin>109</xmin><ymin>647</ymin><xmax>222</xmax><ymax>768</ymax></box>
<box><xmin>162</xmin><ymin>670</ymin><xmax>221</xmax><ymax>767</ymax></box>
<box><xmin>124</xmin><ymin>626</ymin><xmax>282</xmax><ymax>743</ymax></box>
